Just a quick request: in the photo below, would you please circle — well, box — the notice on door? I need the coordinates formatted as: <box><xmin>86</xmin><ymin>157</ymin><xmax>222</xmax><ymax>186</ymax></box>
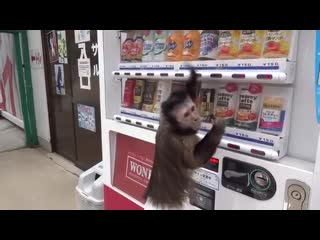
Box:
<box><xmin>78</xmin><ymin>58</ymin><xmax>91</xmax><ymax>77</ymax></box>
<box><xmin>77</xmin><ymin>104</ymin><xmax>96</xmax><ymax>132</ymax></box>
<box><xmin>78</xmin><ymin>43</ymin><xmax>91</xmax><ymax>90</ymax></box>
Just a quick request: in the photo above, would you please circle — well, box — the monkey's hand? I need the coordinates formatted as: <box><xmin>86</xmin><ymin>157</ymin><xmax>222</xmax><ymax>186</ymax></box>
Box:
<box><xmin>211</xmin><ymin>118</ymin><xmax>225</xmax><ymax>136</ymax></box>
<box><xmin>192</xmin><ymin>118</ymin><xmax>225</xmax><ymax>167</ymax></box>
<box><xmin>186</xmin><ymin>68</ymin><xmax>200</xmax><ymax>101</ymax></box>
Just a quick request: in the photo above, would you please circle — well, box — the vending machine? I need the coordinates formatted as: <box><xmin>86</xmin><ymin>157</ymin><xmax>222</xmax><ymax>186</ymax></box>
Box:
<box><xmin>98</xmin><ymin>30</ymin><xmax>320</xmax><ymax>210</ymax></box>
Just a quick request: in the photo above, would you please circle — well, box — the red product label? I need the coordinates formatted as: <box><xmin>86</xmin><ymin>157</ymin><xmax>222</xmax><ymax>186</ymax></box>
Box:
<box><xmin>259</xmin><ymin>118</ymin><xmax>284</xmax><ymax>129</ymax></box>
<box><xmin>225</xmin><ymin>83</ymin><xmax>238</xmax><ymax>92</ymax></box>
<box><xmin>131</xmin><ymin>37</ymin><xmax>144</xmax><ymax>59</ymax></box>
<box><xmin>113</xmin><ymin>134</ymin><xmax>155</xmax><ymax>203</ymax></box>
<box><xmin>122</xmin><ymin>80</ymin><xmax>135</xmax><ymax>108</ymax></box>
<box><xmin>121</xmin><ymin>38</ymin><xmax>133</xmax><ymax>59</ymax></box>
<box><xmin>249</xmin><ymin>83</ymin><xmax>262</xmax><ymax>94</ymax></box>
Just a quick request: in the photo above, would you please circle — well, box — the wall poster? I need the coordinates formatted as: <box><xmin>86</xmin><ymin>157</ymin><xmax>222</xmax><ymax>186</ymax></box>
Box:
<box><xmin>77</xmin><ymin>103</ymin><xmax>96</xmax><ymax>132</ymax></box>
<box><xmin>30</xmin><ymin>49</ymin><xmax>43</xmax><ymax>68</ymax></box>
<box><xmin>74</xmin><ymin>30</ymin><xmax>90</xmax><ymax>44</ymax></box>
<box><xmin>54</xmin><ymin>64</ymin><xmax>65</xmax><ymax>95</ymax></box>
<box><xmin>57</xmin><ymin>30</ymin><xmax>68</xmax><ymax>64</ymax></box>
<box><xmin>47</xmin><ymin>31</ymin><xmax>59</xmax><ymax>63</ymax></box>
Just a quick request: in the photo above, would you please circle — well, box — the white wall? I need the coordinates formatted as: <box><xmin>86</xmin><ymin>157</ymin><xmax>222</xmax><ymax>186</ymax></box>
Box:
<box><xmin>103</xmin><ymin>30</ymin><xmax>122</xmax><ymax>119</ymax></box>
<box><xmin>288</xmin><ymin>30</ymin><xmax>320</xmax><ymax>162</ymax></box>
<box><xmin>27</xmin><ymin>30</ymin><xmax>51</xmax><ymax>151</ymax></box>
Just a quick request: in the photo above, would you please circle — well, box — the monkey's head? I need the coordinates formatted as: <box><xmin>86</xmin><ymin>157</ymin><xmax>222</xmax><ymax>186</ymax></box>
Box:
<box><xmin>161</xmin><ymin>69</ymin><xmax>201</xmax><ymax>135</ymax></box>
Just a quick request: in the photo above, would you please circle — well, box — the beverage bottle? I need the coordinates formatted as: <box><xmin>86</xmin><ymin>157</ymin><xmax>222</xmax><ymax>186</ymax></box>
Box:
<box><xmin>153</xmin><ymin>30</ymin><xmax>168</xmax><ymax>62</ymax></box>
<box><xmin>263</xmin><ymin>30</ymin><xmax>292</xmax><ymax>58</ymax></box>
<box><xmin>131</xmin><ymin>30</ymin><xmax>144</xmax><ymax>62</ymax></box>
<box><xmin>167</xmin><ymin>30</ymin><xmax>184</xmax><ymax>61</ymax></box>
<box><xmin>217</xmin><ymin>30</ymin><xmax>240</xmax><ymax>59</ymax></box>
<box><xmin>142</xmin><ymin>30</ymin><xmax>154</xmax><ymax>62</ymax></box>
<box><xmin>199</xmin><ymin>30</ymin><xmax>219</xmax><ymax>60</ymax></box>
<box><xmin>238</xmin><ymin>30</ymin><xmax>265</xmax><ymax>59</ymax></box>
<box><xmin>121</xmin><ymin>31</ymin><xmax>134</xmax><ymax>62</ymax></box>
<box><xmin>182</xmin><ymin>30</ymin><xmax>201</xmax><ymax>61</ymax></box>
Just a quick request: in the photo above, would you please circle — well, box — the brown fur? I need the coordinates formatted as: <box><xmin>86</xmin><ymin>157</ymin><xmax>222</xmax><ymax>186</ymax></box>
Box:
<box><xmin>144</xmin><ymin>69</ymin><xmax>225</xmax><ymax>209</ymax></box>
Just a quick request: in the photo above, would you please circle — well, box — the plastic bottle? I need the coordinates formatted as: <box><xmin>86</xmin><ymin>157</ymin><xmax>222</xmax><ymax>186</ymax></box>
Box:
<box><xmin>217</xmin><ymin>30</ymin><xmax>240</xmax><ymax>59</ymax></box>
<box><xmin>121</xmin><ymin>31</ymin><xmax>134</xmax><ymax>62</ymax></box>
<box><xmin>153</xmin><ymin>30</ymin><xmax>168</xmax><ymax>62</ymax></box>
<box><xmin>142</xmin><ymin>30</ymin><xmax>154</xmax><ymax>62</ymax></box>
<box><xmin>238</xmin><ymin>30</ymin><xmax>265</xmax><ymax>59</ymax></box>
<box><xmin>167</xmin><ymin>30</ymin><xmax>184</xmax><ymax>61</ymax></box>
<box><xmin>199</xmin><ymin>30</ymin><xmax>219</xmax><ymax>60</ymax></box>
<box><xmin>263</xmin><ymin>30</ymin><xmax>292</xmax><ymax>58</ymax></box>
<box><xmin>131</xmin><ymin>30</ymin><xmax>144</xmax><ymax>62</ymax></box>
<box><xmin>182</xmin><ymin>30</ymin><xmax>201</xmax><ymax>61</ymax></box>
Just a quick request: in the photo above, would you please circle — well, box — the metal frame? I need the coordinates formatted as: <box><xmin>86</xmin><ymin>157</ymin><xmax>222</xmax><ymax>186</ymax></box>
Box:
<box><xmin>0</xmin><ymin>30</ymin><xmax>38</xmax><ymax>146</ymax></box>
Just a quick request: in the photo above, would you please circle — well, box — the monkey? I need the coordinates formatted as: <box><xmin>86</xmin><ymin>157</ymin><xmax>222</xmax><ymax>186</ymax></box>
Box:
<box><xmin>144</xmin><ymin>69</ymin><xmax>225</xmax><ymax>210</ymax></box>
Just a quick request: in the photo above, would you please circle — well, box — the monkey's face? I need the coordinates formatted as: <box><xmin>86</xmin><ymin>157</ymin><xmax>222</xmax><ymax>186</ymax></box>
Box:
<box><xmin>174</xmin><ymin>97</ymin><xmax>201</xmax><ymax>132</ymax></box>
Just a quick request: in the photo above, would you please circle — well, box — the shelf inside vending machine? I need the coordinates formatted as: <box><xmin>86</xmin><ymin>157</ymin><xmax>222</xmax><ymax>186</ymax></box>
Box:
<box><xmin>113</xmin><ymin>58</ymin><xmax>296</xmax><ymax>84</ymax></box>
<box><xmin>113</xmin><ymin>109</ymin><xmax>288</xmax><ymax>161</ymax></box>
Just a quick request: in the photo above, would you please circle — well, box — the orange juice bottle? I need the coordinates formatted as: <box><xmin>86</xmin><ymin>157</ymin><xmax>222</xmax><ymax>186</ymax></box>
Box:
<box><xmin>182</xmin><ymin>30</ymin><xmax>201</xmax><ymax>61</ymax></box>
<box><xmin>217</xmin><ymin>30</ymin><xmax>240</xmax><ymax>59</ymax></box>
<box><xmin>238</xmin><ymin>30</ymin><xmax>265</xmax><ymax>59</ymax></box>
<box><xmin>263</xmin><ymin>30</ymin><xmax>292</xmax><ymax>58</ymax></box>
<box><xmin>167</xmin><ymin>30</ymin><xmax>184</xmax><ymax>61</ymax></box>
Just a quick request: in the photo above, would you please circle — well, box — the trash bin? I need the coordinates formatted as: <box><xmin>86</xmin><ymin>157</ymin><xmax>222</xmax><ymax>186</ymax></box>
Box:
<box><xmin>76</xmin><ymin>162</ymin><xmax>104</xmax><ymax>210</ymax></box>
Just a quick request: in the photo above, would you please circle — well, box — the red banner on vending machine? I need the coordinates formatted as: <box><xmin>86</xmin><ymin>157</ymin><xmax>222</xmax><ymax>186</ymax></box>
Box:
<box><xmin>113</xmin><ymin>133</ymin><xmax>155</xmax><ymax>203</ymax></box>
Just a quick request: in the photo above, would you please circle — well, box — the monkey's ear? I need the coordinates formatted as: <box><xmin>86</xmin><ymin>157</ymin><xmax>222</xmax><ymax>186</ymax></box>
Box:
<box><xmin>186</xmin><ymin>68</ymin><xmax>200</xmax><ymax>102</ymax></box>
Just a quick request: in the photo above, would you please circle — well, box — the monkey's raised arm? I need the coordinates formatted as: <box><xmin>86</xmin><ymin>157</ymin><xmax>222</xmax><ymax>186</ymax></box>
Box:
<box><xmin>194</xmin><ymin>120</ymin><xmax>225</xmax><ymax>165</ymax></box>
<box><xmin>185</xmin><ymin>69</ymin><xmax>200</xmax><ymax>102</ymax></box>
<box><xmin>182</xmin><ymin>120</ymin><xmax>225</xmax><ymax>169</ymax></box>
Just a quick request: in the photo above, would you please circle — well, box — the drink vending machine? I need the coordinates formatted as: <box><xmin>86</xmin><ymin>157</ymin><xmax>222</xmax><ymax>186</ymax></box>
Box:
<box><xmin>97</xmin><ymin>30</ymin><xmax>320</xmax><ymax>210</ymax></box>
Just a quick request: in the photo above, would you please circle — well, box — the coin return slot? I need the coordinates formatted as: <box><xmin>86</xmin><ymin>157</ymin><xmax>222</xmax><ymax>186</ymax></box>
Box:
<box><xmin>135</xmin><ymin>73</ymin><xmax>142</xmax><ymax>76</ymax></box>
<box><xmin>124</xmin><ymin>72</ymin><xmax>130</xmax><ymax>76</ymax></box>
<box><xmin>147</xmin><ymin>124</ymin><xmax>154</xmax><ymax>129</ymax></box>
<box><xmin>125</xmin><ymin>119</ymin><xmax>131</xmax><ymax>123</ymax></box>
<box><xmin>160</xmin><ymin>73</ymin><xmax>168</xmax><ymax>77</ymax></box>
<box><xmin>115</xmin><ymin>117</ymin><xmax>121</xmax><ymax>121</ymax></box>
<box><xmin>114</xmin><ymin>72</ymin><xmax>120</xmax><ymax>75</ymax></box>
<box><xmin>135</xmin><ymin>121</ymin><xmax>142</xmax><ymax>126</ymax></box>
<box><xmin>147</xmin><ymin>73</ymin><xmax>154</xmax><ymax>76</ymax></box>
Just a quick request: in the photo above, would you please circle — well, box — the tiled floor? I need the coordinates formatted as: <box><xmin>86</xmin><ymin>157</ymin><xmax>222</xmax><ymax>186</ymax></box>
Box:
<box><xmin>0</xmin><ymin>119</ymin><xmax>25</xmax><ymax>153</ymax></box>
<box><xmin>0</xmin><ymin>147</ymin><xmax>80</xmax><ymax>210</ymax></box>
